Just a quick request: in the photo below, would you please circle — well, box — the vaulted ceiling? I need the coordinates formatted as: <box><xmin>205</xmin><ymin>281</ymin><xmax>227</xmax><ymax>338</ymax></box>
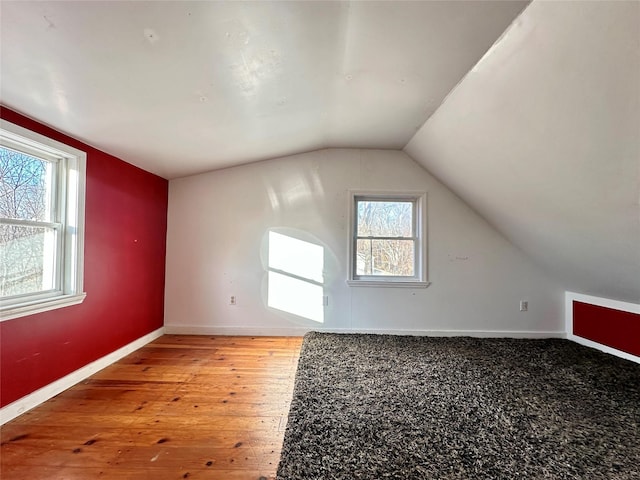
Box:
<box><xmin>1</xmin><ymin>0</ymin><xmax>527</xmax><ymax>178</ymax></box>
<box><xmin>2</xmin><ymin>1</ymin><xmax>638</xmax><ymax>304</ymax></box>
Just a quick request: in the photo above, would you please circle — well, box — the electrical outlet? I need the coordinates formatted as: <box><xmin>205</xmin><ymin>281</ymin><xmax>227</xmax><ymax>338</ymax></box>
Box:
<box><xmin>230</xmin><ymin>295</ymin><xmax>236</xmax><ymax>305</ymax></box>
<box><xmin>520</xmin><ymin>301</ymin><xmax>528</xmax><ymax>312</ymax></box>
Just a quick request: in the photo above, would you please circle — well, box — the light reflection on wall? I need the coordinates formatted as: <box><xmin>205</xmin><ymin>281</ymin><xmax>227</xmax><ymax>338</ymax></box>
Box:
<box><xmin>267</xmin><ymin>231</ymin><xmax>324</xmax><ymax>323</ymax></box>
<box><xmin>264</xmin><ymin>169</ymin><xmax>324</xmax><ymax>211</ymax></box>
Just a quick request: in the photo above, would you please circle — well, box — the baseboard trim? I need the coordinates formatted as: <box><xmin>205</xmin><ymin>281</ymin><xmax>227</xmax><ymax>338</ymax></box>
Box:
<box><xmin>0</xmin><ymin>327</ymin><xmax>165</xmax><ymax>425</ymax></box>
<box><xmin>164</xmin><ymin>324</ymin><xmax>566</xmax><ymax>339</ymax></box>
<box><xmin>164</xmin><ymin>325</ymin><xmax>310</xmax><ymax>336</ymax></box>
<box><xmin>567</xmin><ymin>333</ymin><xmax>640</xmax><ymax>364</ymax></box>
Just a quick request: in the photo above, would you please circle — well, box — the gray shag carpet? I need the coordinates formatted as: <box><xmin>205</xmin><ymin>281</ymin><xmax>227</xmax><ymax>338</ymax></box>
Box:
<box><xmin>277</xmin><ymin>332</ymin><xmax>640</xmax><ymax>480</ymax></box>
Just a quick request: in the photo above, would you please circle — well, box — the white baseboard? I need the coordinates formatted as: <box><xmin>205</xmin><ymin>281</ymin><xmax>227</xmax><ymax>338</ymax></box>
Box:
<box><xmin>164</xmin><ymin>324</ymin><xmax>565</xmax><ymax>338</ymax></box>
<box><xmin>0</xmin><ymin>327</ymin><xmax>165</xmax><ymax>425</ymax></box>
<box><xmin>565</xmin><ymin>291</ymin><xmax>640</xmax><ymax>365</ymax></box>
<box><xmin>164</xmin><ymin>324</ymin><xmax>309</xmax><ymax>336</ymax></box>
<box><xmin>568</xmin><ymin>333</ymin><xmax>640</xmax><ymax>364</ymax></box>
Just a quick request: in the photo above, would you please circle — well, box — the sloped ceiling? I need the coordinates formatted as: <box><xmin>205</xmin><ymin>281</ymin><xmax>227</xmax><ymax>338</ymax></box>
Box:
<box><xmin>0</xmin><ymin>0</ymin><xmax>527</xmax><ymax>178</ymax></box>
<box><xmin>2</xmin><ymin>1</ymin><xmax>638</xmax><ymax>304</ymax></box>
<box><xmin>406</xmin><ymin>0</ymin><xmax>640</xmax><ymax>303</ymax></box>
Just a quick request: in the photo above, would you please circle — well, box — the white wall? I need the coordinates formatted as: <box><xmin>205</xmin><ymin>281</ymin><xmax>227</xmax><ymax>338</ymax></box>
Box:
<box><xmin>165</xmin><ymin>148</ymin><xmax>565</xmax><ymax>336</ymax></box>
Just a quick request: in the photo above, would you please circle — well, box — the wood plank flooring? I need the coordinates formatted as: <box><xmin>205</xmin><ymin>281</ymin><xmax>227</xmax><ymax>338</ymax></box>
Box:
<box><xmin>1</xmin><ymin>335</ymin><xmax>303</xmax><ymax>480</ymax></box>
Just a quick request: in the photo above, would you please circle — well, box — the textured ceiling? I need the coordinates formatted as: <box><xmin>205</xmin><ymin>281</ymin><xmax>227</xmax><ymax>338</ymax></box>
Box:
<box><xmin>1</xmin><ymin>0</ymin><xmax>527</xmax><ymax>179</ymax></box>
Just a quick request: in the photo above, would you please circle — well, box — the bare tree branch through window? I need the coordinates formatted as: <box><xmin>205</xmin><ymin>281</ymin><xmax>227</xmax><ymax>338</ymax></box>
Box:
<box><xmin>0</xmin><ymin>146</ymin><xmax>55</xmax><ymax>296</ymax></box>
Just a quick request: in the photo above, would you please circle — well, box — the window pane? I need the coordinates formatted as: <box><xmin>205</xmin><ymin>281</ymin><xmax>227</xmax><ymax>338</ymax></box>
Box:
<box><xmin>0</xmin><ymin>224</ymin><xmax>57</xmax><ymax>296</ymax></box>
<box><xmin>356</xmin><ymin>239</ymin><xmax>415</xmax><ymax>276</ymax></box>
<box><xmin>0</xmin><ymin>146</ymin><xmax>54</xmax><ymax>222</ymax></box>
<box><xmin>357</xmin><ymin>201</ymin><xmax>413</xmax><ymax>237</ymax></box>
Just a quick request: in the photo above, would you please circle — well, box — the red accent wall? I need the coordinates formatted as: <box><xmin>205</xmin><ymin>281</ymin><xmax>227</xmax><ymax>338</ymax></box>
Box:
<box><xmin>0</xmin><ymin>107</ymin><xmax>168</xmax><ymax>407</ymax></box>
<box><xmin>573</xmin><ymin>301</ymin><xmax>640</xmax><ymax>357</ymax></box>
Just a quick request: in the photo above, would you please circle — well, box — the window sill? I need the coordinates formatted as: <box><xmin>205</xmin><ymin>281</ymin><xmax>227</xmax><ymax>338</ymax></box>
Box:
<box><xmin>347</xmin><ymin>280</ymin><xmax>431</xmax><ymax>288</ymax></box>
<box><xmin>0</xmin><ymin>293</ymin><xmax>86</xmax><ymax>322</ymax></box>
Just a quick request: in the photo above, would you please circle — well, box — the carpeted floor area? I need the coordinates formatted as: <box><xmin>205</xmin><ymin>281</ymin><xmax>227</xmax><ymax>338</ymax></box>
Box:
<box><xmin>277</xmin><ymin>332</ymin><xmax>640</xmax><ymax>480</ymax></box>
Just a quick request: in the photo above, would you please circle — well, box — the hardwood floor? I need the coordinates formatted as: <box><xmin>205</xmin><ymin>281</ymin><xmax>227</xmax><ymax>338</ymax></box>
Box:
<box><xmin>1</xmin><ymin>335</ymin><xmax>303</xmax><ymax>480</ymax></box>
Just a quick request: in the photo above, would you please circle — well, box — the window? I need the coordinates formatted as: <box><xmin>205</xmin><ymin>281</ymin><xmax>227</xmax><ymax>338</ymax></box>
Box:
<box><xmin>348</xmin><ymin>191</ymin><xmax>428</xmax><ymax>287</ymax></box>
<box><xmin>0</xmin><ymin>120</ymin><xmax>86</xmax><ymax>320</ymax></box>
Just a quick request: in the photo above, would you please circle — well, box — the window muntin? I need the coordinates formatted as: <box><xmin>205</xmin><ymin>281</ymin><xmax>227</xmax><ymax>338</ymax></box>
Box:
<box><xmin>0</xmin><ymin>120</ymin><xmax>86</xmax><ymax>320</ymax></box>
<box><xmin>349</xmin><ymin>192</ymin><xmax>428</xmax><ymax>287</ymax></box>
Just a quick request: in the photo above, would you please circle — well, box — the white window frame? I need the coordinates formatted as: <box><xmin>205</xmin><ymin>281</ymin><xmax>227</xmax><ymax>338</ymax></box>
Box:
<box><xmin>0</xmin><ymin>120</ymin><xmax>86</xmax><ymax>321</ymax></box>
<box><xmin>347</xmin><ymin>191</ymin><xmax>429</xmax><ymax>288</ymax></box>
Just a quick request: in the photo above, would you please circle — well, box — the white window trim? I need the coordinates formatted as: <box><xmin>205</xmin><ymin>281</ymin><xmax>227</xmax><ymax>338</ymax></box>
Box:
<box><xmin>0</xmin><ymin>119</ymin><xmax>86</xmax><ymax>321</ymax></box>
<box><xmin>347</xmin><ymin>190</ymin><xmax>430</xmax><ymax>288</ymax></box>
